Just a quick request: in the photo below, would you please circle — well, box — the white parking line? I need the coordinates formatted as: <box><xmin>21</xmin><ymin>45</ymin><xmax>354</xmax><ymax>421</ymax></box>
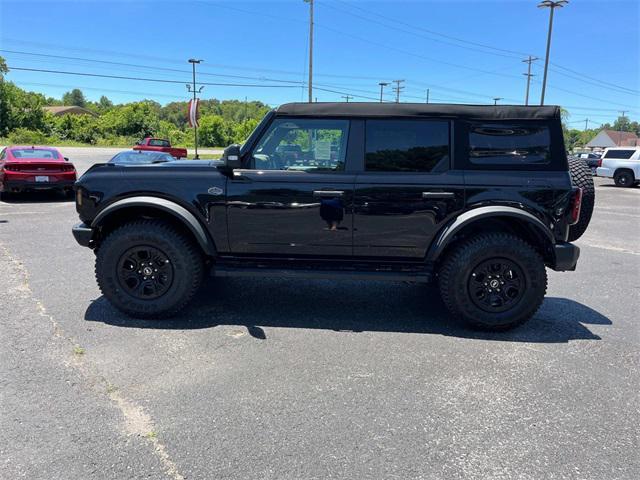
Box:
<box><xmin>581</xmin><ymin>242</ymin><xmax>640</xmax><ymax>256</ymax></box>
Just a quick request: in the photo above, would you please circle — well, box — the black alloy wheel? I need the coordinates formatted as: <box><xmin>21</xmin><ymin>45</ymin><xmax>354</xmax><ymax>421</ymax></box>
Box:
<box><xmin>116</xmin><ymin>245</ymin><xmax>174</xmax><ymax>300</ymax></box>
<box><xmin>468</xmin><ymin>258</ymin><xmax>525</xmax><ymax>313</ymax></box>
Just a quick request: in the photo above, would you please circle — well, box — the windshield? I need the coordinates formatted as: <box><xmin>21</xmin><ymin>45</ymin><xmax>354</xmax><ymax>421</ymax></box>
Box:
<box><xmin>110</xmin><ymin>151</ymin><xmax>175</xmax><ymax>164</ymax></box>
<box><xmin>11</xmin><ymin>148</ymin><xmax>60</xmax><ymax>159</ymax></box>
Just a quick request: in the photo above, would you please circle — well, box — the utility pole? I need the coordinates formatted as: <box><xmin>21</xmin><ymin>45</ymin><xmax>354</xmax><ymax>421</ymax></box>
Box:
<box><xmin>187</xmin><ymin>58</ymin><xmax>204</xmax><ymax>159</ymax></box>
<box><xmin>522</xmin><ymin>55</ymin><xmax>538</xmax><ymax>105</ymax></box>
<box><xmin>341</xmin><ymin>95</ymin><xmax>354</xmax><ymax>103</ymax></box>
<box><xmin>304</xmin><ymin>0</ymin><xmax>314</xmax><ymax>103</ymax></box>
<box><xmin>618</xmin><ymin>110</ymin><xmax>629</xmax><ymax>145</ymax></box>
<box><xmin>392</xmin><ymin>79</ymin><xmax>405</xmax><ymax>103</ymax></box>
<box><xmin>493</xmin><ymin>97</ymin><xmax>503</xmax><ymax>105</ymax></box>
<box><xmin>426</xmin><ymin>88</ymin><xmax>430</xmax><ymax>104</ymax></box>
<box><xmin>584</xmin><ymin>118</ymin><xmax>589</xmax><ymax>131</ymax></box>
<box><xmin>538</xmin><ymin>0</ymin><xmax>568</xmax><ymax>105</ymax></box>
<box><xmin>378</xmin><ymin>82</ymin><xmax>389</xmax><ymax>102</ymax></box>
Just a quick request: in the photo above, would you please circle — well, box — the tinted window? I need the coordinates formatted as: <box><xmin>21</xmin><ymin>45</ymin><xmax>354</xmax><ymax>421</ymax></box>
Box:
<box><xmin>10</xmin><ymin>148</ymin><xmax>60</xmax><ymax>159</ymax></box>
<box><xmin>365</xmin><ymin>120</ymin><xmax>449</xmax><ymax>172</ymax></box>
<box><xmin>603</xmin><ymin>149</ymin><xmax>635</xmax><ymax>159</ymax></box>
<box><xmin>469</xmin><ymin>123</ymin><xmax>551</xmax><ymax>165</ymax></box>
<box><xmin>252</xmin><ymin>118</ymin><xmax>349</xmax><ymax>171</ymax></box>
<box><xmin>149</xmin><ymin>139</ymin><xmax>170</xmax><ymax>147</ymax></box>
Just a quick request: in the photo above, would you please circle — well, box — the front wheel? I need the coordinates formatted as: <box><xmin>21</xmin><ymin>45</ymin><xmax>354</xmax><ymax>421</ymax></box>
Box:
<box><xmin>438</xmin><ymin>233</ymin><xmax>547</xmax><ymax>331</ymax></box>
<box><xmin>96</xmin><ymin>220</ymin><xmax>204</xmax><ymax>318</ymax></box>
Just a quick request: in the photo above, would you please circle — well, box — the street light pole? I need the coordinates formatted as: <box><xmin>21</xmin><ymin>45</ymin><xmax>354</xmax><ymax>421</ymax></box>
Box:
<box><xmin>538</xmin><ymin>0</ymin><xmax>568</xmax><ymax>105</ymax></box>
<box><xmin>305</xmin><ymin>0</ymin><xmax>314</xmax><ymax>103</ymax></box>
<box><xmin>187</xmin><ymin>58</ymin><xmax>203</xmax><ymax>159</ymax></box>
<box><xmin>493</xmin><ymin>97</ymin><xmax>503</xmax><ymax>105</ymax></box>
<box><xmin>378</xmin><ymin>82</ymin><xmax>389</xmax><ymax>102</ymax></box>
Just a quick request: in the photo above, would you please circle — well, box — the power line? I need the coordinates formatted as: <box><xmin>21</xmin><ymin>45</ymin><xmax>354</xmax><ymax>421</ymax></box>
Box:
<box><xmin>6</xmin><ymin>66</ymin><xmax>303</xmax><ymax>88</ymax></box>
<box><xmin>326</xmin><ymin>1</ymin><xmax>639</xmax><ymax>100</ymax></box>
<box><xmin>330</xmin><ymin>0</ymin><xmax>532</xmax><ymax>58</ymax></box>
<box><xmin>549</xmin><ymin>62</ymin><xmax>639</xmax><ymax>95</ymax></box>
<box><xmin>319</xmin><ymin>0</ymin><xmax>525</xmax><ymax>60</ymax></box>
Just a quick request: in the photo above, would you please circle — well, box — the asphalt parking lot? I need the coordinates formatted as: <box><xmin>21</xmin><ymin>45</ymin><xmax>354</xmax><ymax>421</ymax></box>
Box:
<box><xmin>1</xmin><ymin>150</ymin><xmax>639</xmax><ymax>480</ymax></box>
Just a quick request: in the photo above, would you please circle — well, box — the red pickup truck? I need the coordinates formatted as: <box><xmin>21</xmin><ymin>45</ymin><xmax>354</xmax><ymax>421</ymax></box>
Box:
<box><xmin>133</xmin><ymin>138</ymin><xmax>188</xmax><ymax>159</ymax></box>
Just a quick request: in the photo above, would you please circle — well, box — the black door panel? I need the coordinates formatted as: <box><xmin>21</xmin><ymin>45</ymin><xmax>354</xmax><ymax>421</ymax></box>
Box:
<box><xmin>227</xmin><ymin>171</ymin><xmax>355</xmax><ymax>256</ymax></box>
<box><xmin>353</xmin><ymin>172</ymin><xmax>465</xmax><ymax>258</ymax></box>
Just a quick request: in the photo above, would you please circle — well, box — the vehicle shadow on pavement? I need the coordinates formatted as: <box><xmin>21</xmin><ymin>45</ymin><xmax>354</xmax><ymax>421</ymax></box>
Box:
<box><xmin>0</xmin><ymin>191</ymin><xmax>74</xmax><ymax>203</ymax></box>
<box><xmin>84</xmin><ymin>277</ymin><xmax>609</xmax><ymax>343</ymax></box>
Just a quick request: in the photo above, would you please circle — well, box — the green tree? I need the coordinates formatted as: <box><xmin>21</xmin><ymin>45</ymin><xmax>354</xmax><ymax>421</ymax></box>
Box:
<box><xmin>98</xmin><ymin>95</ymin><xmax>113</xmax><ymax>112</ymax></box>
<box><xmin>62</xmin><ymin>88</ymin><xmax>87</xmax><ymax>107</ymax></box>
<box><xmin>99</xmin><ymin>101</ymin><xmax>160</xmax><ymax>138</ymax></box>
<box><xmin>198</xmin><ymin>115</ymin><xmax>234</xmax><ymax>147</ymax></box>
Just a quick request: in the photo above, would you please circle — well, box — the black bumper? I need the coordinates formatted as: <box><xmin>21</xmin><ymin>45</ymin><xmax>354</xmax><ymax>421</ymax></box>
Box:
<box><xmin>551</xmin><ymin>242</ymin><xmax>580</xmax><ymax>271</ymax></box>
<box><xmin>72</xmin><ymin>222</ymin><xmax>94</xmax><ymax>248</ymax></box>
<box><xmin>2</xmin><ymin>180</ymin><xmax>76</xmax><ymax>192</ymax></box>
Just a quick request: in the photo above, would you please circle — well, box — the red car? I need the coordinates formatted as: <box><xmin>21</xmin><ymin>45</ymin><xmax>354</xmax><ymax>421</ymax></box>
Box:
<box><xmin>132</xmin><ymin>137</ymin><xmax>187</xmax><ymax>159</ymax></box>
<box><xmin>0</xmin><ymin>146</ymin><xmax>77</xmax><ymax>197</ymax></box>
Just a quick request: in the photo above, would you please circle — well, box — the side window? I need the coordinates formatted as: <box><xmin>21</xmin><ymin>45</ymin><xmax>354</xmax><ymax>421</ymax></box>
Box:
<box><xmin>365</xmin><ymin>120</ymin><xmax>449</xmax><ymax>172</ymax></box>
<box><xmin>149</xmin><ymin>139</ymin><xmax>170</xmax><ymax>147</ymax></box>
<box><xmin>469</xmin><ymin>123</ymin><xmax>551</xmax><ymax>165</ymax></box>
<box><xmin>251</xmin><ymin>118</ymin><xmax>349</xmax><ymax>171</ymax></box>
<box><xmin>603</xmin><ymin>149</ymin><xmax>635</xmax><ymax>159</ymax></box>
<box><xmin>0</xmin><ymin>149</ymin><xmax>5</xmax><ymax>161</ymax></box>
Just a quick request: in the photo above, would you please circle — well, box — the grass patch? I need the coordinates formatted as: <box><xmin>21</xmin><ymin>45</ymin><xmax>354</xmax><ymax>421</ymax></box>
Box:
<box><xmin>73</xmin><ymin>345</ymin><xmax>85</xmax><ymax>356</ymax></box>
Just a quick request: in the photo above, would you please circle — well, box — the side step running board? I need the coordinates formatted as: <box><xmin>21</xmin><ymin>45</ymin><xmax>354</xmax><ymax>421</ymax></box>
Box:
<box><xmin>212</xmin><ymin>266</ymin><xmax>432</xmax><ymax>283</ymax></box>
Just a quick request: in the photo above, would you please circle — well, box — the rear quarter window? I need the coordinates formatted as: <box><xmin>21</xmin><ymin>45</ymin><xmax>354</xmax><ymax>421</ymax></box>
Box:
<box><xmin>469</xmin><ymin>123</ymin><xmax>551</xmax><ymax>166</ymax></box>
<box><xmin>603</xmin><ymin>149</ymin><xmax>635</xmax><ymax>159</ymax></box>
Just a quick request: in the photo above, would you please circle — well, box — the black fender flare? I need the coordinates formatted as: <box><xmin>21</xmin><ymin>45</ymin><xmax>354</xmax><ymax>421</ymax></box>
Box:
<box><xmin>425</xmin><ymin>206</ymin><xmax>555</xmax><ymax>263</ymax></box>
<box><xmin>92</xmin><ymin>196</ymin><xmax>216</xmax><ymax>256</ymax></box>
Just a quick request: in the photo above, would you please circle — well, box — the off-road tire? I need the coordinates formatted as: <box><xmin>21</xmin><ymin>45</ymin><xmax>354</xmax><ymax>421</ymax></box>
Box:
<box><xmin>438</xmin><ymin>233</ymin><xmax>547</xmax><ymax>331</ymax></box>
<box><xmin>96</xmin><ymin>220</ymin><xmax>204</xmax><ymax>318</ymax></box>
<box><xmin>614</xmin><ymin>169</ymin><xmax>635</xmax><ymax>188</ymax></box>
<box><xmin>567</xmin><ymin>157</ymin><xmax>595</xmax><ymax>242</ymax></box>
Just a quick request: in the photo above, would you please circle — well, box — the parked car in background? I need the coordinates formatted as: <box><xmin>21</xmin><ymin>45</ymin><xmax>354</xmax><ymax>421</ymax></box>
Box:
<box><xmin>109</xmin><ymin>151</ymin><xmax>176</xmax><ymax>165</ymax></box>
<box><xmin>0</xmin><ymin>146</ymin><xmax>77</xmax><ymax>198</ymax></box>
<box><xmin>573</xmin><ymin>152</ymin><xmax>601</xmax><ymax>175</ymax></box>
<box><xmin>133</xmin><ymin>137</ymin><xmax>188</xmax><ymax>159</ymax></box>
<box><xmin>596</xmin><ymin>147</ymin><xmax>640</xmax><ymax>187</ymax></box>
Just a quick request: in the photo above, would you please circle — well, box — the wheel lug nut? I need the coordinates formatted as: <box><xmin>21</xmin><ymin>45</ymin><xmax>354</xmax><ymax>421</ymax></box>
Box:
<box><xmin>154</xmin><ymin>269</ymin><xmax>158</xmax><ymax>272</ymax></box>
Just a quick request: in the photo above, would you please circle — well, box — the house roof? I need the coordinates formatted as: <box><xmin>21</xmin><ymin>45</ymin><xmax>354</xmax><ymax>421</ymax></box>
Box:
<box><xmin>585</xmin><ymin>129</ymin><xmax>639</xmax><ymax>148</ymax></box>
<box><xmin>43</xmin><ymin>106</ymin><xmax>98</xmax><ymax>117</ymax></box>
<box><xmin>275</xmin><ymin>102</ymin><xmax>561</xmax><ymax>120</ymax></box>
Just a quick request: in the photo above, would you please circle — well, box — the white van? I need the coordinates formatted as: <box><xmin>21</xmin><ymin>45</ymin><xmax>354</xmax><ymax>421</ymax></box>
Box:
<box><xmin>596</xmin><ymin>146</ymin><xmax>640</xmax><ymax>187</ymax></box>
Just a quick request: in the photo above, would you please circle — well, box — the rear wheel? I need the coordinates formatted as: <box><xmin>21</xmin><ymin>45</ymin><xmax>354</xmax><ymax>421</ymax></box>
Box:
<box><xmin>567</xmin><ymin>157</ymin><xmax>595</xmax><ymax>242</ymax></box>
<box><xmin>614</xmin><ymin>169</ymin><xmax>635</xmax><ymax>188</ymax></box>
<box><xmin>438</xmin><ymin>233</ymin><xmax>547</xmax><ymax>331</ymax></box>
<box><xmin>96</xmin><ymin>220</ymin><xmax>204</xmax><ymax>318</ymax></box>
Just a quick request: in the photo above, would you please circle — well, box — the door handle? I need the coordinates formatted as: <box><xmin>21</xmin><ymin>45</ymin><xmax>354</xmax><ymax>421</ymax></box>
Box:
<box><xmin>313</xmin><ymin>190</ymin><xmax>344</xmax><ymax>198</ymax></box>
<box><xmin>422</xmin><ymin>192</ymin><xmax>455</xmax><ymax>199</ymax></box>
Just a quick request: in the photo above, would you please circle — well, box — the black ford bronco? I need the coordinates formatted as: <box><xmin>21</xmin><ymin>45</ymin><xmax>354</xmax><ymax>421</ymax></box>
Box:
<box><xmin>72</xmin><ymin>103</ymin><xmax>594</xmax><ymax>330</ymax></box>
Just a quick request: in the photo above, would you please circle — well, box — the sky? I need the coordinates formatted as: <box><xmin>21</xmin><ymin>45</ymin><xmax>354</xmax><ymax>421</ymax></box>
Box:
<box><xmin>0</xmin><ymin>0</ymin><xmax>638</xmax><ymax>128</ymax></box>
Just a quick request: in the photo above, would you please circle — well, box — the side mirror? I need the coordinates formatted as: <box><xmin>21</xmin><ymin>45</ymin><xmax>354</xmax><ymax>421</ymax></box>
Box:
<box><xmin>222</xmin><ymin>144</ymin><xmax>242</xmax><ymax>169</ymax></box>
<box><xmin>64</xmin><ymin>157</ymin><xmax>70</xmax><ymax>162</ymax></box>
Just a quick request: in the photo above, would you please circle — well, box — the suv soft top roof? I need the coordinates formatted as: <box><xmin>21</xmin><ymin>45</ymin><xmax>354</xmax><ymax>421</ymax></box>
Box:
<box><xmin>276</xmin><ymin>102</ymin><xmax>561</xmax><ymax>120</ymax></box>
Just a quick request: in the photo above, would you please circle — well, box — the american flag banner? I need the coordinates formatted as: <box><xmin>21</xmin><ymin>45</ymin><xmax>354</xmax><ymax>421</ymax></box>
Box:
<box><xmin>187</xmin><ymin>98</ymin><xmax>199</xmax><ymax>128</ymax></box>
